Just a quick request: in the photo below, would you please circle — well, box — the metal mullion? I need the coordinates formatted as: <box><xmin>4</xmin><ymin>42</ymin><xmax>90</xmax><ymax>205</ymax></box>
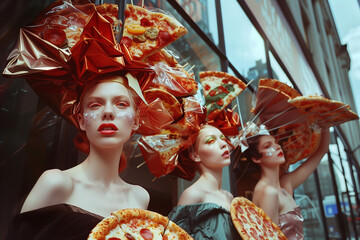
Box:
<box><xmin>327</xmin><ymin>152</ymin><xmax>348</xmax><ymax>239</ymax></box>
<box><xmin>314</xmin><ymin>169</ymin><xmax>330</xmax><ymax>239</ymax></box>
<box><xmin>335</xmin><ymin>136</ymin><xmax>358</xmax><ymax>239</ymax></box>
<box><xmin>264</xmin><ymin>40</ymin><xmax>273</xmax><ymax>79</ymax></box>
<box><xmin>215</xmin><ymin>0</ymin><xmax>228</xmax><ymax>72</ymax></box>
<box><xmin>347</xmin><ymin>152</ymin><xmax>360</xmax><ymax>218</ymax></box>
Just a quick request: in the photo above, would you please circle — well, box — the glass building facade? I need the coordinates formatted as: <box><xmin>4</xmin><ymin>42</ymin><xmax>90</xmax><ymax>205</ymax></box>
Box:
<box><xmin>0</xmin><ymin>0</ymin><xmax>359</xmax><ymax>239</ymax></box>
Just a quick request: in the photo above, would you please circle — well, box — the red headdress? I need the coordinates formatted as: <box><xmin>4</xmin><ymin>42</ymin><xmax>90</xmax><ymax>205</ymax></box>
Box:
<box><xmin>2</xmin><ymin>1</ymin><xmax>200</xmax><ymax>172</ymax></box>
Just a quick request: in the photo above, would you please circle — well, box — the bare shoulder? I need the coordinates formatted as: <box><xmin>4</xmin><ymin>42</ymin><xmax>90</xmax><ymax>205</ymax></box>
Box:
<box><xmin>21</xmin><ymin>169</ymin><xmax>73</xmax><ymax>213</ymax></box>
<box><xmin>252</xmin><ymin>182</ymin><xmax>278</xmax><ymax>204</ymax></box>
<box><xmin>129</xmin><ymin>184</ymin><xmax>150</xmax><ymax>209</ymax></box>
<box><xmin>223</xmin><ymin>190</ymin><xmax>234</xmax><ymax>201</ymax></box>
<box><xmin>177</xmin><ymin>184</ymin><xmax>203</xmax><ymax>206</ymax></box>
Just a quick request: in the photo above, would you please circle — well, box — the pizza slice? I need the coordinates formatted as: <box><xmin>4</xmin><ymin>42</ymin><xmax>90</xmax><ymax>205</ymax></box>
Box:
<box><xmin>259</xmin><ymin>78</ymin><xmax>301</xmax><ymax>99</ymax></box>
<box><xmin>144</xmin><ymin>88</ymin><xmax>183</xmax><ymax>121</ymax></box>
<box><xmin>199</xmin><ymin>71</ymin><xmax>247</xmax><ymax>120</ymax></box>
<box><xmin>163</xmin><ymin>220</ymin><xmax>193</xmax><ymax>240</ymax></box>
<box><xmin>120</xmin><ymin>4</ymin><xmax>188</xmax><ymax>60</ymax></box>
<box><xmin>231</xmin><ymin>197</ymin><xmax>287</xmax><ymax>240</ymax></box>
<box><xmin>144</xmin><ymin>49</ymin><xmax>198</xmax><ymax>97</ymax></box>
<box><xmin>30</xmin><ymin>2</ymin><xmax>120</xmax><ymax>48</ymax></box>
<box><xmin>288</xmin><ymin>96</ymin><xmax>359</xmax><ymax>128</ymax></box>
<box><xmin>272</xmin><ymin>123</ymin><xmax>313</xmax><ymax>165</ymax></box>
<box><xmin>253</xmin><ymin>85</ymin><xmax>307</xmax><ymax>130</ymax></box>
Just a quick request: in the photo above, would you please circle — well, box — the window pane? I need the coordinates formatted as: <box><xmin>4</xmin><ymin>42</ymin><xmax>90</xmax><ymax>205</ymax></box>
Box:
<box><xmin>150</xmin><ymin>0</ymin><xmax>221</xmax><ymax>72</ymax></box>
<box><xmin>221</xmin><ymin>0</ymin><xmax>266</xmax><ymax>83</ymax></box>
<box><xmin>269</xmin><ymin>51</ymin><xmax>293</xmax><ymax>87</ymax></box>
<box><xmin>176</xmin><ymin>0</ymin><xmax>219</xmax><ymax>46</ymax></box>
<box><xmin>291</xmin><ymin>160</ymin><xmax>327</xmax><ymax>239</ymax></box>
<box><xmin>331</xmin><ymin>137</ymin><xmax>358</xmax><ymax>238</ymax></box>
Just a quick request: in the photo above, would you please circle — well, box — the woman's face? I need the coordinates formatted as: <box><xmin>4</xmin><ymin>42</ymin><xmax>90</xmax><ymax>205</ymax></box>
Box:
<box><xmin>78</xmin><ymin>81</ymin><xmax>138</xmax><ymax>149</ymax></box>
<box><xmin>194</xmin><ymin>125</ymin><xmax>231</xmax><ymax>170</ymax></box>
<box><xmin>255</xmin><ymin>135</ymin><xmax>285</xmax><ymax>166</ymax></box>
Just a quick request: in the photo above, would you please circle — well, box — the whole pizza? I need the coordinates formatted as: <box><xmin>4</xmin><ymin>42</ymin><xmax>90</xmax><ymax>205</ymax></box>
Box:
<box><xmin>230</xmin><ymin>197</ymin><xmax>287</xmax><ymax>240</ymax></box>
<box><xmin>88</xmin><ymin>209</ymin><xmax>193</xmax><ymax>240</ymax></box>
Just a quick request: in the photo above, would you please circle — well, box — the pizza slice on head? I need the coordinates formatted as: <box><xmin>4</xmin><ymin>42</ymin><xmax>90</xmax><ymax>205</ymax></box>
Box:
<box><xmin>144</xmin><ymin>88</ymin><xmax>183</xmax><ymax>122</ymax></box>
<box><xmin>199</xmin><ymin>71</ymin><xmax>247</xmax><ymax>120</ymax></box>
<box><xmin>144</xmin><ymin>49</ymin><xmax>198</xmax><ymax>97</ymax></box>
<box><xmin>120</xmin><ymin>4</ymin><xmax>188</xmax><ymax>60</ymax></box>
<box><xmin>259</xmin><ymin>78</ymin><xmax>301</xmax><ymax>99</ymax></box>
<box><xmin>288</xmin><ymin>96</ymin><xmax>359</xmax><ymax>128</ymax></box>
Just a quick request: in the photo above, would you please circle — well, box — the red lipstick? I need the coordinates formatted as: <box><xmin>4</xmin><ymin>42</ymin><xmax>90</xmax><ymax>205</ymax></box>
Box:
<box><xmin>98</xmin><ymin>123</ymin><xmax>118</xmax><ymax>135</ymax></box>
<box><xmin>222</xmin><ymin>150</ymin><xmax>230</xmax><ymax>158</ymax></box>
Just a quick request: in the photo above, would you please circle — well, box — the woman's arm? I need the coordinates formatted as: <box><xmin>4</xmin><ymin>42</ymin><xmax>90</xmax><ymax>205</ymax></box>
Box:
<box><xmin>281</xmin><ymin>128</ymin><xmax>330</xmax><ymax>191</ymax></box>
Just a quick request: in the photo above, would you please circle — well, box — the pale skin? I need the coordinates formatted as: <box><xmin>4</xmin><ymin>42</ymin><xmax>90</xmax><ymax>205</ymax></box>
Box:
<box><xmin>21</xmin><ymin>80</ymin><xmax>149</xmax><ymax>217</ymax></box>
<box><xmin>177</xmin><ymin>125</ymin><xmax>234</xmax><ymax>211</ymax></box>
<box><xmin>251</xmin><ymin>128</ymin><xmax>330</xmax><ymax>224</ymax></box>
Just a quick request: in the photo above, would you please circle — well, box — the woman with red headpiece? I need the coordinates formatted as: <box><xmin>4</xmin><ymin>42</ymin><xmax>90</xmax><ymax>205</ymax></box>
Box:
<box><xmin>1</xmin><ymin>1</ymin><xmax>169</xmax><ymax>239</ymax></box>
<box><xmin>239</xmin><ymin>126</ymin><xmax>329</xmax><ymax>239</ymax></box>
<box><xmin>166</xmin><ymin>71</ymin><xmax>247</xmax><ymax>240</ymax></box>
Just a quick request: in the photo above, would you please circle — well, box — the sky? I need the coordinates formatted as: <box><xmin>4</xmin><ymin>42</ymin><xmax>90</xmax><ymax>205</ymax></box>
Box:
<box><xmin>328</xmin><ymin>0</ymin><xmax>360</xmax><ymax>112</ymax></box>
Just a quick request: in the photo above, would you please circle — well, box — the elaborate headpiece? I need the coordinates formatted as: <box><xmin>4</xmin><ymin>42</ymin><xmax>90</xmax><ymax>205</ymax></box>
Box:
<box><xmin>2</xmin><ymin>1</ymin><xmax>200</xmax><ymax>165</ymax></box>
<box><xmin>234</xmin><ymin>78</ymin><xmax>358</xmax><ymax>171</ymax></box>
<box><xmin>139</xmin><ymin>71</ymin><xmax>248</xmax><ymax>180</ymax></box>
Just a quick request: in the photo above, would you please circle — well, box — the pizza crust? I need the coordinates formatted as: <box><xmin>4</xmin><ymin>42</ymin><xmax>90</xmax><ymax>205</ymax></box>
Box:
<box><xmin>88</xmin><ymin>209</ymin><xmax>193</xmax><ymax>240</ymax></box>
<box><xmin>288</xmin><ymin>96</ymin><xmax>359</xmax><ymax>128</ymax></box>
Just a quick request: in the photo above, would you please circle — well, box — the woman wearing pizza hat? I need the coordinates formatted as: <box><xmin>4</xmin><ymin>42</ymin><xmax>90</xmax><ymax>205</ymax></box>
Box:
<box><xmin>239</xmin><ymin>124</ymin><xmax>330</xmax><ymax>239</ymax></box>
<box><xmin>166</xmin><ymin>71</ymin><xmax>247</xmax><ymax>240</ymax></box>
<box><xmin>2</xmin><ymin>2</ymin><xmax>185</xmax><ymax>239</ymax></box>
<box><xmin>168</xmin><ymin>123</ymin><xmax>241</xmax><ymax>240</ymax></box>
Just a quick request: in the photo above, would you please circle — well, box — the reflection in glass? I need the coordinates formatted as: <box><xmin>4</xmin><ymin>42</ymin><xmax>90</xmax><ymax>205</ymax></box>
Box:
<box><xmin>269</xmin><ymin>51</ymin><xmax>293</xmax><ymax>87</ymax></box>
<box><xmin>176</xmin><ymin>0</ymin><xmax>219</xmax><ymax>46</ymax></box>
<box><xmin>221</xmin><ymin>0</ymin><xmax>266</xmax><ymax>83</ymax></box>
<box><xmin>292</xmin><ymin>158</ymin><xmax>327</xmax><ymax>239</ymax></box>
<box><xmin>151</xmin><ymin>0</ymin><xmax>221</xmax><ymax>72</ymax></box>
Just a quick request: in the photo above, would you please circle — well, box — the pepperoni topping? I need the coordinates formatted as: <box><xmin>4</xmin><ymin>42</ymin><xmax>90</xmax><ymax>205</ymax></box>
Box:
<box><xmin>158</xmin><ymin>31</ymin><xmax>173</xmax><ymax>46</ymax></box>
<box><xmin>217</xmin><ymin>99</ymin><xmax>224</xmax><ymax>106</ymax></box>
<box><xmin>209</xmin><ymin>90</ymin><xmax>216</xmax><ymax>96</ymax></box>
<box><xmin>140</xmin><ymin>228</ymin><xmax>153</xmax><ymax>240</ymax></box>
<box><xmin>125</xmin><ymin>233</ymin><xmax>136</xmax><ymax>240</ymax></box>
<box><xmin>217</xmin><ymin>85</ymin><xmax>229</xmax><ymax>94</ymax></box>
<box><xmin>120</xmin><ymin>36</ymin><xmax>133</xmax><ymax>48</ymax></box>
<box><xmin>42</xmin><ymin>28</ymin><xmax>67</xmax><ymax>47</ymax></box>
<box><xmin>108</xmin><ymin>238</ymin><xmax>121</xmax><ymax>240</ymax></box>
<box><xmin>236</xmin><ymin>206</ymin><xmax>244</xmax><ymax>214</ymax></box>
<box><xmin>140</xmin><ymin>18</ymin><xmax>154</xmax><ymax>27</ymax></box>
<box><xmin>204</xmin><ymin>85</ymin><xmax>211</xmax><ymax>91</ymax></box>
<box><xmin>222</xmin><ymin>78</ymin><xmax>230</xmax><ymax>84</ymax></box>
